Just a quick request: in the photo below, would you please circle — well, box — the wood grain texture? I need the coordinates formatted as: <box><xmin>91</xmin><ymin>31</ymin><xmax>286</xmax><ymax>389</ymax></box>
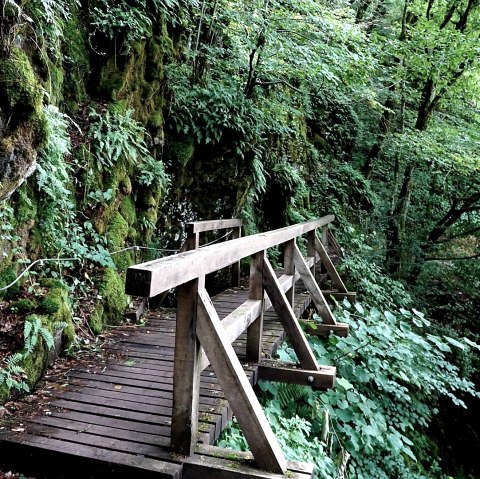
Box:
<box><xmin>314</xmin><ymin>235</ymin><xmax>348</xmax><ymax>293</ymax></box>
<box><xmin>292</xmin><ymin>243</ymin><xmax>336</xmax><ymax>325</ymax></box>
<box><xmin>197</xmin><ymin>289</ymin><xmax>288</xmax><ymax>474</ymax></box>
<box><xmin>263</xmin><ymin>254</ymin><xmax>319</xmax><ymax>371</ymax></box>
<box><xmin>171</xmin><ymin>279</ymin><xmax>202</xmax><ymax>456</ymax></box>
<box><xmin>126</xmin><ymin>216</ymin><xmax>334</xmax><ymax>297</ymax></box>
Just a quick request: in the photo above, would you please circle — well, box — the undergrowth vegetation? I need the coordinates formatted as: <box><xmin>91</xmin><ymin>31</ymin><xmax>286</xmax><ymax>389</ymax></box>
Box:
<box><xmin>218</xmin><ymin>267</ymin><xmax>479</xmax><ymax>478</ymax></box>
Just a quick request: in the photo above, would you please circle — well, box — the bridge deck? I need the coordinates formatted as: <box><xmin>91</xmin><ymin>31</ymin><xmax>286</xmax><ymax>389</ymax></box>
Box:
<box><xmin>0</xmin><ymin>283</ymin><xmax>313</xmax><ymax>479</ymax></box>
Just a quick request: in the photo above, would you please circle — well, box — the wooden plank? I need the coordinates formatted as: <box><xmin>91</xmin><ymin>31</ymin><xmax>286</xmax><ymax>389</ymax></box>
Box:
<box><xmin>171</xmin><ymin>278</ymin><xmax>202</xmax><ymax>456</ymax></box>
<box><xmin>307</xmin><ymin>231</ymin><xmax>316</xmax><ymax>276</ymax></box>
<box><xmin>246</xmin><ymin>252</ymin><xmax>264</xmax><ymax>363</ymax></box>
<box><xmin>196</xmin><ymin>289</ymin><xmax>288</xmax><ymax>474</ymax></box>
<box><xmin>302</xmin><ymin>321</ymin><xmax>349</xmax><ymax>338</ymax></box>
<box><xmin>262</xmin><ymin>255</ymin><xmax>319</xmax><ymax>371</ymax></box>
<box><xmin>184</xmin><ymin>450</ymin><xmax>312</xmax><ymax>479</ymax></box>
<box><xmin>292</xmin><ymin>243</ymin><xmax>336</xmax><ymax>325</ymax></box>
<box><xmin>126</xmin><ymin>216</ymin><xmax>335</xmax><ymax>297</ymax></box>
<box><xmin>187</xmin><ymin>219</ymin><xmax>243</xmax><ymax>234</ymax></box>
<box><xmin>257</xmin><ymin>363</ymin><xmax>335</xmax><ymax>390</ymax></box>
<box><xmin>0</xmin><ymin>435</ymin><xmax>182</xmax><ymax>479</ymax></box>
<box><xmin>322</xmin><ymin>291</ymin><xmax>357</xmax><ymax>303</ymax></box>
<box><xmin>231</xmin><ymin>226</ymin><xmax>242</xmax><ymax>287</ymax></box>
<box><xmin>195</xmin><ymin>445</ymin><xmax>314</xmax><ymax>476</ymax></box>
<box><xmin>314</xmin><ymin>235</ymin><xmax>348</xmax><ymax>293</ymax></box>
<box><xmin>283</xmin><ymin>239</ymin><xmax>295</xmax><ymax>307</ymax></box>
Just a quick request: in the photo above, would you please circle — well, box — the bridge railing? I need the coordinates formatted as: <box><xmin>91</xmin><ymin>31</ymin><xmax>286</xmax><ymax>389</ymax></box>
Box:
<box><xmin>125</xmin><ymin>215</ymin><xmax>347</xmax><ymax>475</ymax></box>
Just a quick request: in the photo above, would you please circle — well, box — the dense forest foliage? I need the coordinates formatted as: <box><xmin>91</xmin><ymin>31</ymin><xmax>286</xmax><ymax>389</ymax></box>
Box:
<box><xmin>0</xmin><ymin>0</ymin><xmax>479</xmax><ymax>477</ymax></box>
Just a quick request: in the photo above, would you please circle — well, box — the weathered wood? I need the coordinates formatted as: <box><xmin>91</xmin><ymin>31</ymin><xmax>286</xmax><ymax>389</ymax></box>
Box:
<box><xmin>182</xmin><ymin>444</ymin><xmax>313</xmax><ymax>479</ymax></box>
<box><xmin>186</xmin><ymin>219</ymin><xmax>243</xmax><ymax>234</ymax></box>
<box><xmin>246</xmin><ymin>252</ymin><xmax>265</xmax><ymax>363</ymax></box>
<box><xmin>321</xmin><ymin>225</ymin><xmax>328</xmax><ymax>247</ymax></box>
<box><xmin>322</xmin><ymin>291</ymin><xmax>357</xmax><ymax>303</ymax></box>
<box><xmin>197</xmin><ymin>289</ymin><xmax>288</xmax><ymax>474</ymax></box>
<box><xmin>126</xmin><ymin>216</ymin><xmax>335</xmax><ymax>297</ymax></box>
<box><xmin>195</xmin><ymin>445</ymin><xmax>314</xmax><ymax>476</ymax></box>
<box><xmin>231</xmin><ymin>226</ymin><xmax>242</xmax><ymax>287</ymax></box>
<box><xmin>302</xmin><ymin>321</ymin><xmax>350</xmax><ymax>338</ymax></box>
<box><xmin>171</xmin><ymin>278</ymin><xmax>202</xmax><ymax>456</ymax></box>
<box><xmin>307</xmin><ymin>231</ymin><xmax>316</xmax><ymax>276</ymax></box>
<box><xmin>314</xmin><ymin>235</ymin><xmax>348</xmax><ymax>294</ymax></box>
<box><xmin>283</xmin><ymin>239</ymin><xmax>295</xmax><ymax>308</ymax></box>
<box><xmin>197</xmin><ymin>257</ymin><xmax>316</xmax><ymax>372</ymax></box>
<box><xmin>292</xmin><ymin>243</ymin><xmax>336</xmax><ymax>325</ymax></box>
<box><xmin>262</xmin><ymin>255</ymin><xmax>319</xmax><ymax>371</ymax></box>
<box><xmin>0</xmin><ymin>437</ymin><xmax>183</xmax><ymax>479</ymax></box>
<box><xmin>257</xmin><ymin>363</ymin><xmax>335</xmax><ymax>390</ymax></box>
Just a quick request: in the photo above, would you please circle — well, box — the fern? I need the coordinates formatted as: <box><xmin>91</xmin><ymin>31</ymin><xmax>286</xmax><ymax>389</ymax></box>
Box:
<box><xmin>24</xmin><ymin>315</ymin><xmax>55</xmax><ymax>355</ymax></box>
<box><xmin>0</xmin><ymin>353</ymin><xmax>29</xmax><ymax>393</ymax></box>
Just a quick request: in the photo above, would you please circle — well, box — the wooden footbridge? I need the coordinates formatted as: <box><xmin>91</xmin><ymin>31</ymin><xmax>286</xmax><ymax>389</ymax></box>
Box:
<box><xmin>0</xmin><ymin>216</ymin><xmax>355</xmax><ymax>479</ymax></box>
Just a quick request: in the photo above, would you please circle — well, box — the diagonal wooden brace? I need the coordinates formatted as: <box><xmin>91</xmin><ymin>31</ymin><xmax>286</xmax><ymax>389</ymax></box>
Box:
<box><xmin>292</xmin><ymin>243</ymin><xmax>337</xmax><ymax>325</ymax></box>
<box><xmin>314</xmin><ymin>235</ymin><xmax>348</xmax><ymax>293</ymax></box>
<box><xmin>196</xmin><ymin>289</ymin><xmax>288</xmax><ymax>474</ymax></box>
<box><xmin>262</xmin><ymin>254</ymin><xmax>319</xmax><ymax>371</ymax></box>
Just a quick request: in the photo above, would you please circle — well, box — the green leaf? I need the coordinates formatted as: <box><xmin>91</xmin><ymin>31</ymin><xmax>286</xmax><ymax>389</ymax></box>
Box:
<box><xmin>444</xmin><ymin>336</ymin><xmax>465</xmax><ymax>350</ymax></box>
<box><xmin>336</xmin><ymin>377</ymin><xmax>354</xmax><ymax>391</ymax></box>
<box><xmin>354</xmin><ymin>302</ymin><xmax>364</xmax><ymax>315</ymax></box>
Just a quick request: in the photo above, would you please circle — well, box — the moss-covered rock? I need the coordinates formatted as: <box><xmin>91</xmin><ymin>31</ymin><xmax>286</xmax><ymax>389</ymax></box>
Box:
<box><xmin>41</xmin><ymin>283</ymin><xmax>75</xmax><ymax>350</ymax></box>
<box><xmin>107</xmin><ymin>211</ymin><xmax>132</xmax><ymax>269</ymax></box>
<box><xmin>8</xmin><ymin>298</ymin><xmax>37</xmax><ymax>314</ymax></box>
<box><xmin>88</xmin><ymin>303</ymin><xmax>105</xmax><ymax>335</ymax></box>
<box><xmin>0</xmin><ymin>266</ymin><xmax>20</xmax><ymax>300</ymax></box>
<box><xmin>0</xmin><ymin>47</ymin><xmax>47</xmax><ymax>200</ymax></box>
<box><xmin>169</xmin><ymin>136</ymin><xmax>195</xmax><ymax>167</ymax></box>
<box><xmin>0</xmin><ymin>48</ymin><xmax>43</xmax><ymax>118</ymax></box>
<box><xmin>120</xmin><ymin>196</ymin><xmax>137</xmax><ymax>226</ymax></box>
<box><xmin>89</xmin><ymin>269</ymin><xmax>128</xmax><ymax>332</ymax></box>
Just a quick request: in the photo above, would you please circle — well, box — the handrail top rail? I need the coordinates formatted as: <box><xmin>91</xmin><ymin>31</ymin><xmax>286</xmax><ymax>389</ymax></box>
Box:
<box><xmin>186</xmin><ymin>218</ymin><xmax>242</xmax><ymax>234</ymax></box>
<box><xmin>125</xmin><ymin>215</ymin><xmax>334</xmax><ymax>297</ymax></box>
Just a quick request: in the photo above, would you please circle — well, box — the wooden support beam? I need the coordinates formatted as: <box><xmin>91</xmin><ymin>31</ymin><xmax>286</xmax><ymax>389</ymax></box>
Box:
<box><xmin>231</xmin><ymin>226</ymin><xmax>242</xmax><ymax>287</ymax></box>
<box><xmin>186</xmin><ymin>219</ymin><xmax>243</xmax><ymax>234</ymax></box>
<box><xmin>263</xmin><ymin>255</ymin><xmax>319</xmax><ymax>371</ymax></box>
<box><xmin>126</xmin><ymin>216</ymin><xmax>335</xmax><ymax>297</ymax></box>
<box><xmin>314</xmin><ymin>236</ymin><xmax>348</xmax><ymax>294</ymax></box>
<box><xmin>257</xmin><ymin>362</ymin><xmax>335</xmax><ymax>390</ymax></box>
<box><xmin>302</xmin><ymin>321</ymin><xmax>349</xmax><ymax>338</ymax></box>
<box><xmin>171</xmin><ymin>278</ymin><xmax>202</xmax><ymax>456</ymax></box>
<box><xmin>322</xmin><ymin>291</ymin><xmax>357</xmax><ymax>303</ymax></box>
<box><xmin>196</xmin><ymin>289</ymin><xmax>288</xmax><ymax>474</ymax></box>
<box><xmin>197</xmin><ymin>257</ymin><xmax>316</xmax><ymax>372</ymax></box>
<box><xmin>182</xmin><ymin>445</ymin><xmax>314</xmax><ymax>479</ymax></box>
<box><xmin>307</xmin><ymin>231</ymin><xmax>316</xmax><ymax>277</ymax></box>
<box><xmin>292</xmin><ymin>244</ymin><xmax>336</xmax><ymax>325</ymax></box>
<box><xmin>283</xmin><ymin>240</ymin><xmax>295</xmax><ymax>308</ymax></box>
<box><xmin>246</xmin><ymin>252</ymin><xmax>264</xmax><ymax>363</ymax></box>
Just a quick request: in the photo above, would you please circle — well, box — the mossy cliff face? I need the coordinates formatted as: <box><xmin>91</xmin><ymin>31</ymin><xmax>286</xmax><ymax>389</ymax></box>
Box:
<box><xmin>0</xmin><ymin>48</ymin><xmax>46</xmax><ymax>200</ymax></box>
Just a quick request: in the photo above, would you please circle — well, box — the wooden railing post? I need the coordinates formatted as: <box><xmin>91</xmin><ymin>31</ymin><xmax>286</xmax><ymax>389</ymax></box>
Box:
<box><xmin>171</xmin><ymin>278</ymin><xmax>202</xmax><ymax>456</ymax></box>
<box><xmin>322</xmin><ymin>224</ymin><xmax>329</xmax><ymax>247</ymax></box>
<box><xmin>185</xmin><ymin>225</ymin><xmax>205</xmax><ymax>289</ymax></box>
<box><xmin>307</xmin><ymin>231</ymin><xmax>316</xmax><ymax>276</ymax></box>
<box><xmin>231</xmin><ymin>225</ymin><xmax>242</xmax><ymax>287</ymax></box>
<box><xmin>283</xmin><ymin>239</ymin><xmax>295</xmax><ymax>308</ymax></box>
<box><xmin>246</xmin><ymin>251</ymin><xmax>264</xmax><ymax>363</ymax></box>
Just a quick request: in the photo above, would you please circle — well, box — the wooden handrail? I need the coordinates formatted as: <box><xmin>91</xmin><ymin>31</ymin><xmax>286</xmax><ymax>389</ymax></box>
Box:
<box><xmin>125</xmin><ymin>215</ymin><xmax>334</xmax><ymax>297</ymax></box>
<box><xmin>126</xmin><ymin>214</ymin><xmax>341</xmax><ymax>475</ymax></box>
<box><xmin>186</xmin><ymin>218</ymin><xmax>242</xmax><ymax>234</ymax></box>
